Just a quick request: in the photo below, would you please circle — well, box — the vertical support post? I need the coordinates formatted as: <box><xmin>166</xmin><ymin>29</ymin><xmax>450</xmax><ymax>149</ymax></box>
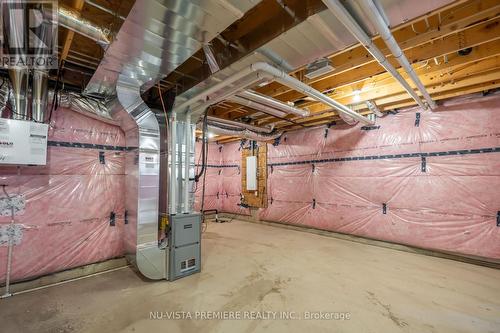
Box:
<box><xmin>1</xmin><ymin>185</ymin><xmax>14</xmax><ymax>298</ymax></box>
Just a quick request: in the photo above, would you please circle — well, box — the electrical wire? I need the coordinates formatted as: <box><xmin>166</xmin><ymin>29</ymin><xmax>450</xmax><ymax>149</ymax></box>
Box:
<box><xmin>197</xmin><ymin>109</ymin><xmax>209</xmax><ymax>232</ymax></box>
<box><xmin>194</xmin><ymin>108</ymin><xmax>209</xmax><ymax>182</ymax></box>
<box><xmin>157</xmin><ymin>83</ymin><xmax>168</xmax><ymax>122</ymax></box>
<box><xmin>48</xmin><ymin>60</ymin><xmax>65</xmax><ymax>124</ymax></box>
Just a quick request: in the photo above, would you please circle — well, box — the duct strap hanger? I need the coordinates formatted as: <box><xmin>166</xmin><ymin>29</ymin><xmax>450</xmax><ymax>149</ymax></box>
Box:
<box><xmin>109</xmin><ymin>211</ymin><xmax>116</xmax><ymax>226</ymax></box>
<box><xmin>361</xmin><ymin>125</ymin><xmax>381</xmax><ymax>131</ymax></box>
<box><xmin>382</xmin><ymin>203</ymin><xmax>387</xmax><ymax>214</ymax></box>
<box><xmin>415</xmin><ymin>113</ymin><xmax>421</xmax><ymax>127</ymax></box>
<box><xmin>99</xmin><ymin>151</ymin><xmax>105</xmax><ymax>164</ymax></box>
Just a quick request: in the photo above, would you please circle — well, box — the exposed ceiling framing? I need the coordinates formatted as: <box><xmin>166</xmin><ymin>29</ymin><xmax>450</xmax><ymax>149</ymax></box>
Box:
<box><xmin>208</xmin><ymin>0</ymin><xmax>500</xmax><ymax>143</ymax></box>
<box><xmin>6</xmin><ymin>0</ymin><xmax>498</xmax><ymax>144</ymax></box>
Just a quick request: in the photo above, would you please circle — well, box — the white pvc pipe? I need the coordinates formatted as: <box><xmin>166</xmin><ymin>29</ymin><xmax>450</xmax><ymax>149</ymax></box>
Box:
<box><xmin>183</xmin><ymin>114</ymin><xmax>191</xmax><ymax>213</ymax></box>
<box><xmin>227</xmin><ymin>95</ymin><xmax>288</xmax><ymax>118</ymax></box>
<box><xmin>358</xmin><ymin>0</ymin><xmax>436</xmax><ymax>109</ymax></box>
<box><xmin>321</xmin><ymin>0</ymin><xmax>428</xmax><ymax>110</ymax></box>
<box><xmin>188</xmin><ymin>73</ymin><xmax>271</xmax><ymax>116</ymax></box>
<box><xmin>178</xmin><ymin>62</ymin><xmax>374</xmax><ymax>125</ymax></box>
<box><xmin>170</xmin><ymin>113</ymin><xmax>177</xmax><ymax>214</ymax></box>
<box><xmin>237</xmin><ymin>90</ymin><xmax>309</xmax><ymax>117</ymax></box>
<box><xmin>174</xmin><ymin>66</ymin><xmax>261</xmax><ymax>112</ymax></box>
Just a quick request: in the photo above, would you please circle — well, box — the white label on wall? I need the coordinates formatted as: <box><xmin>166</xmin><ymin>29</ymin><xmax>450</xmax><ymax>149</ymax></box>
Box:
<box><xmin>0</xmin><ymin>118</ymin><xmax>48</xmax><ymax>165</ymax></box>
<box><xmin>246</xmin><ymin>156</ymin><xmax>258</xmax><ymax>191</ymax></box>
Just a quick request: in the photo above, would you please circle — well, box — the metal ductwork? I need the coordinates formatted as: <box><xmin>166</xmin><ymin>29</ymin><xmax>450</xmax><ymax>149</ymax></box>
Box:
<box><xmin>31</xmin><ymin>70</ymin><xmax>49</xmax><ymax>122</ymax></box>
<box><xmin>3</xmin><ymin>1</ymin><xmax>28</xmax><ymax>120</ymax></box>
<box><xmin>338</xmin><ymin>109</ymin><xmax>358</xmax><ymax>125</ymax></box>
<box><xmin>2</xmin><ymin>2</ymin><xmax>53</xmax><ymax>123</ymax></box>
<box><xmin>0</xmin><ymin>79</ymin><xmax>9</xmax><ymax>116</ymax></box>
<box><xmin>321</xmin><ymin>0</ymin><xmax>429</xmax><ymax>110</ymax></box>
<box><xmin>31</xmin><ymin>4</ymin><xmax>53</xmax><ymax>123</ymax></box>
<box><xmin>206</xmin><ymin>123</ymin><xmax>283</xmax><ymax>141</ymax></box>
<box><xmin>237</xmin><ymin>90</ymin><xmax>309</xmax><ymax>117</ymax></box>
<box><xmin>8</xmin><ymin>69</ymin><xmax>29</xmax><ymax>120</ymax></box>
<box><xmin>56</xmin><ymin>91</ymin><xmax>116</xmax><ymax>124</ymax></box>
<box><xmin>58</xmin><ymin>5</ymin><xmax>111</xmax><ymax>47</ymax></box>
<box><xmin>175</xmin><ymin>62</ymin><xmax>374</xmax><ymax>125</ymax></box>
<box><xmin>113</xmin><ymin>78</ymin><xmax>165</xmax><ymax>280</ymax></box>
<box><xmin>256</xmin><ymin>48</ymin><xmax>294</xmax><ymax>72</ymax></box>
<box><xmin>357</xmin><ymin>0</ymin><xmax>436</xmax><ymax>109</ymax></box>
<box><xmin>365</xmin><ymin>100</ymin><xmax>383</xmax><ymax>117</ymax></box>
<box><xmin>84</xmin><ymin>0</ymin><xmax>261</xmax><ymax>280</ymax></box>
<box><xmin>208</xmin><ymin>115</ymin><xmax>274</xmax><ymax>133</ymax></box>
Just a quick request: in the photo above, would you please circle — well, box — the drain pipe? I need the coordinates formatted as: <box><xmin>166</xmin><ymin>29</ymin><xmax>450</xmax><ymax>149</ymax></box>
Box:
<box><xmin>186</xmin><ymin>72</ymin><xmax>273</xmax><ymax>118</ymax></box>
<box><xmin>237</xmin><ymin>90</ymin><xmax>309</xmax><ymax>117</ymax></box>
<box><xmin>358</xmin><ymin>0</ymin><xmax>436</xmax><ymax>109</ymax></box>
<box><xmin>321</xmin><ymin>0</ymin><xmax>428</xmax><ymax>110</ymax></box>
<box><xmin>176</xmin><ymin>62</ymin><xmax>374</xmax><ymax>125</ymax></box>
<box><xmin>227</xmin><ymin>95</ymin><xmax>288</xmax><ymax>118</ymax></box>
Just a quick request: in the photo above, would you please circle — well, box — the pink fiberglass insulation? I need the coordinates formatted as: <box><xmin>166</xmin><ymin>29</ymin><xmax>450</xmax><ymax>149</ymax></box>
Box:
<box><xmin>194</xmin><ymin>141</ymin><xmax>250</xmax><ymax>216</ymax></box>
<box><xmin>212</xmin><ymin>93</ymin><xmax>500</xmax><ymax>259</ymax></box>
<box><xmin>0</xmin><ymin>107</ymin><xmax>126</xmax><ymax>283</ymax></box>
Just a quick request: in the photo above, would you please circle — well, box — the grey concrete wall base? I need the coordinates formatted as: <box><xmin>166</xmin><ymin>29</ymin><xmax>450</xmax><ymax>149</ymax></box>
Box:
<box><xmin>218</xmin><ymin>213</ymin><xmax>500</xmax><ymax>269</ymax></box>
<box><xmin>1</xmin><ymin>258</ymin><xmax>128</xmax><ymax>294</ymax></box>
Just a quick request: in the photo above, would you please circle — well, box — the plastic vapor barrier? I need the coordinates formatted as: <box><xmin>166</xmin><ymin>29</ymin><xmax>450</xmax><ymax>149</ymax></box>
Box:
<box><xmin>207</xmin><ymin>93</ymin><xmax>500</xmax><ymax>259</ymax></box>
<box><xmin>0</xmin><ymin>107</ymin><xmax>126</xmax><ymax>283</ymax></box>
<box><xmin>194</xmin><ymin>141</ymin><xmax>250</xmax><ymax>216</ymax></box>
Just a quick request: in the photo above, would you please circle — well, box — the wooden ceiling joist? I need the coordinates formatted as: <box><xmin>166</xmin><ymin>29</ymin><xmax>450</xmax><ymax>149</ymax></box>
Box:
<box><xmin>59</xmin><ymin>0</ymin><xmax>86</xmax><ymax>65</ymax></box>
<box><xmin>206</xmin><ymin>0</ymin><xmax>500</xmax><ymax>139</ymax></box>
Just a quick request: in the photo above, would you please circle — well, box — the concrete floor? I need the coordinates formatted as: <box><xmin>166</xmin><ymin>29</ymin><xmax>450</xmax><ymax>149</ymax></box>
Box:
<box><xmin>1</xmin><ymin>220</ymin><xmax>500</xmax><ymax>333</ymax></box>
